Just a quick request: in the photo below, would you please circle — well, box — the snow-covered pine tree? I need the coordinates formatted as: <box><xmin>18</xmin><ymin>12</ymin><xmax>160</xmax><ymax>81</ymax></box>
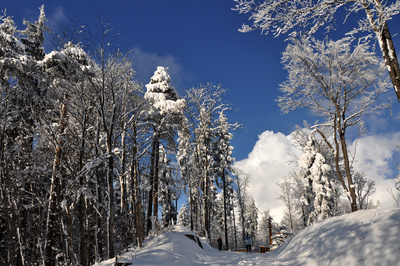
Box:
<box><xmin>298</xmin><ymin>135</ymin><xmax>335</xmax><ymax>225</ymax></box>
<box><xmin>177</xmin><ymin>204</ymin><xmax>190</xmax><ymax>227</ymax></box>
<box><xmin>0</xmin><ymin>13</ymin><xmax>27</xmax><ymax>265</ymax></box>
<box><xmin>0</xmin><ymin>9</ymin><xmax>50</xmax><ymax>265</ymax></box>
<box><xmin>209</xmin><ymin>192</ymin><xmax>225</xmax><ymax>248</ymax></box>
<box><xmin>245</xmin><ymin>197</ymin><xmax>258</xmax><ymax>248</ymax></box>
<box><xmin>232</xmin><ymin>168</ymin><xmax>249</xmax><ymax>247</ymax></box>
<box><xmin>144</xmin><ymin>66</ymin><xmax>185</xmax><ymax>233</ymax></box>
<box><xmin>20</xmin><ymin>5</ymin><xmax>48</xmax><ymax>60</ymax></box>
<box><xmin>257</xmin><ymin>210</ymin><xmax>271</xmax><ymax>248</ymax></box>
<box><xmin>213</xmin><ymin>110</ymin><xmax>237</xmax><ymax>250</ymax></box>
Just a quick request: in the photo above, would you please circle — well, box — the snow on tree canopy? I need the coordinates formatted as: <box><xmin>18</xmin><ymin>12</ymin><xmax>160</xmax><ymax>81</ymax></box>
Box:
<box><xmin>298</xmin><ymin>135</ymin><xmax>334</xmax><ymax>224</ymax></box>
<box><xmin>144</xmin><ymin>66</ymin><xmax>185</xmax><ymax>117</ymax></box>
<box><xmin>42</xmin><ymin>42</ymin><xmax>96</xmax><ymax>77</ymax></box>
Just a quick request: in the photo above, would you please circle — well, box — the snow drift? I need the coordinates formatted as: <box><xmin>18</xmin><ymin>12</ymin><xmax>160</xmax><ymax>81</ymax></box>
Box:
<box><xmin>95</xmin><ymin>209</ymin><xmax>400</xmax><ymax>265</ymax></box>
<box><xmin>269</xmin><ymin>209</ymin><xmax>400</xmax><ymax>265</ymax></box>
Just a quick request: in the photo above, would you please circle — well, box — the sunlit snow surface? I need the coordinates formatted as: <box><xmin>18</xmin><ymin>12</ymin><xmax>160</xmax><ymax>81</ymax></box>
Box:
<box><xmin>95</xmin><ymin>209</ymin><xmax>400</xmax><ymax>266</ymax></box>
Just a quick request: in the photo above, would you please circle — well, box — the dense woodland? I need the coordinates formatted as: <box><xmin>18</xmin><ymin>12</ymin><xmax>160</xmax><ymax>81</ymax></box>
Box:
<box><xmin>0</xmin><ymin>4</ymin><xmax>399</xmax><ymax>266</ymax></box>
<box><xmin>0</xmin><ymin>7</ymin><xmax>257</xmax><ymax>265</ymax></box>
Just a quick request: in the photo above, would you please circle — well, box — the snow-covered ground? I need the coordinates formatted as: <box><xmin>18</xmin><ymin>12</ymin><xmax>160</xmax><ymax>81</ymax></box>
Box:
<box><xmin>95</xmin><ymin>209</ymin><xmax>400</xmax><ymax>266</ymax></box>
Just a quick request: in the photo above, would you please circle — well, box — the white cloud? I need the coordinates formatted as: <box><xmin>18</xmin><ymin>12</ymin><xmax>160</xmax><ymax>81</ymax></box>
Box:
<box><xmin>235</xmin><ymin>130</ymin><xmax>400</xmax><ymax>223</ymax></box>
<box><xmin>351</xmin><ymin>133</ymin><xmax>400</xmax><ymax>209</ymax></box>
<box><xmin>48</xmin><ymin>6</ymin><xmax>68</xmax><ymax>29</ymax></box>
<box><xmin>234</xmin><ymin>130</ymin><xmax>302</xmax><ymax>222</ymax></box>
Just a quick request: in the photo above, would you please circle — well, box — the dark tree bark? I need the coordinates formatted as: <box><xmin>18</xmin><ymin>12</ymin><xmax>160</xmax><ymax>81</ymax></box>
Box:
<box><xmin>152</xmin><ymin>138</ymin><xmax>160</xmax><ymax>225</ymax></box>
<box><xmin>223</xmin><ymin>170</ymin><xmax>229</xmax><ymax>250</ymax></box>
<box><xmin>45</xmin><ymin>102</ymin><xmax>67</xmax><ymax>266</ymax></box>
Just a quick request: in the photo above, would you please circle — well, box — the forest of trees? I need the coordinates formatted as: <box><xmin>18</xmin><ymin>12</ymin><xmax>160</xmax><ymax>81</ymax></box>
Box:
<box><xmin>1</xmin><ymin>3</ymin><xmax>399</xmax><ymax>265</ymax></box>
<box><xmin>0</xmin><ymin>6</ymin><xmax>261</xmax><ymax>265</ymax></box>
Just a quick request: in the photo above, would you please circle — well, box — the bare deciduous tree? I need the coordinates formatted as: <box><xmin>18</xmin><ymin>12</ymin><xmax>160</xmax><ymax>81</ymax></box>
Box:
<box><xmin>233</xmin><ymin>0</ymin><xmax>400</xmax><ymax>102</ymax></box>
<box><xmin>277</xmin><ymin>37</ymin><xmax>389</xmax><ymax>212</ymax></box>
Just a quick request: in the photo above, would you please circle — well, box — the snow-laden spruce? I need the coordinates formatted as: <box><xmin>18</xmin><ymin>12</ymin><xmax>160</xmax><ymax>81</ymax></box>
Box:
<box><xmin>298</xmin><ymin>135</ymin><xmax>335</xmax><ymax>225</ymax></box>
<box><xmin>143</xmin><ymin>66</ymin><xmax>186</xmax><ymax>234</ymax></box>
<box><xmin>144</xmin><ymin>66</ymin><xmax>185</xmax><ymax>118</ymax></box>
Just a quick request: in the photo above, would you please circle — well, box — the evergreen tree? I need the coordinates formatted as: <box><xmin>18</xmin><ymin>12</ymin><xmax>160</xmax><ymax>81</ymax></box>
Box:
<box><xmin>20</xmin><ymin>5</ymin><xmax>48</xmax><ymax>60</ymax></box>
<box><xmin>0</xmin><ymin>9</ymin><xmax>49</xmax><ymax>265</ymax></box>
<box><xmin>245</xmin><ymin>197</ymin><xmax>258</xmax><ymax>246</ymax></box>
<box><xmin>213</xmin><ymin>110</ymin><xmax>237</xmax><ymax>250</ymax></box>
<box><xmin>298</xmin><ymin>135</ymin><xmax>335</xmax><ymax>225</ymax></box>
<box><xmin>177</xmin><ymin>204</ymin><xmax>190</xmax><ymax>227</ymax></box>
<box><xmin>257</xmin><ymin>210</ymin><xmax>272</xmax><ymax>247</ymax></box>
<box><xmin>144</xmin><ymin>66</ymin><xmax>185</xmax><ymax>233</ymax></box>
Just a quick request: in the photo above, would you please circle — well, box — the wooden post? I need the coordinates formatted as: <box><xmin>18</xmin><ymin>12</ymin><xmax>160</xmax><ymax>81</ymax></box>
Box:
<box><xmin>268</xmin><ymin>217</ymin><xmax>272</xmax><ymax>248</ymax></box>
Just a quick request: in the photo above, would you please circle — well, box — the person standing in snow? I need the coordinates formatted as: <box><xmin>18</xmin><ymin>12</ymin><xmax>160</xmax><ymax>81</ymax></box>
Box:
<box><xmin>218</xmin><ymin>236</ymin><xmax>223</xmax><ymax>251</ymax></box>
<box><xmin>245</xmin><ymin>234</ymin><xmax>252</xmax><ymax>253</ymax></box>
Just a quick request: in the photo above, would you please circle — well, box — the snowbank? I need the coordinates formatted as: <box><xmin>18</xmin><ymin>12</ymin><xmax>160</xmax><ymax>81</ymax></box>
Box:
<box><xmin>95</xmin><ymin>209</ymin><xmax>400</xmax><ymax>265</ymax></box>
<box><xmin>270</xmin><ymin>209</ymin><xmax>400</xmax><ymax>266</ymax></box>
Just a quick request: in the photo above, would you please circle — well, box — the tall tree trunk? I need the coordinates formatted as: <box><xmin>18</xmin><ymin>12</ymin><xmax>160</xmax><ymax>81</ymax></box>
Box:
<box><xmin>94</xmin><ymin>117</ymin><xmax>104</xmax><ymax>261</ymax></box>
<box><xmin>189</xmin><ymin>178</ymin><xmax>194</xmax><ymax>231</ymax></box>
<box><xmin>119</xmin><ymin>126</ymin><xmax>128</xmax><ymax>248</ymax></box>
<box><xmin>315</xmin><ymin>128</ymin><xmax>352</xmax><ymax>209</ymax></box>
<box><xmin>146</xmin><ymin>137</ymin><xmax>157</xmax><ymax>235</ymax></box>
<box><xmin>106</xmin><ymin>136</ymin><xmax>115</xmax><ymax>259</ymax></box>
<box><xmin>78</xmin><ymin>111</ymin><xmax>88</xmax><ymax>266</ymax></box>
<box><xmin>0</xmin><ymin>115</ymin><xmax>15</xmax><ymax>265</ymax></box>
<box><xmin>203</xmin><ymin>160</ymin><xmax>209</xmax><ymax>237</ymax></box>
<box><xmin>335</xmin><ymin>105</ymin><xmax>357</xmax><ymax>212</ymax></box>
<box><xmin>105</xmin><ymin>98</ymin><xmax>116</xmax><ymax>259</ymax></box>
<box><xmin>378</xmin><ymin>22</ymin><xmax>400</xmax><ymax>102</ymax></box>
<box><xmin>152</xmin><ymin>139</ymin><xmax>160</xmax><ymax>224</ymax></box>
<box><xmin>130</xmin><ymin>123</ymin><xmax>143</xmax><ymax>247</ymax></box>
<box><xmin>45</xmin><ymin>102</ymin><xmax>67</xmax><ymax>266</ymax></box>
<box><xmin>222</xmin><ymin>170</ymin><xmax>229</xmax><ymax>250</ymax></box>
<box><xmin>236</xmin><ymin>176</ymin><xmax>246</xmax><ymax>246</ymax></box>
<box><xmin>339</xmin><ymin>130</ymin><xmax>357</xmax><ymax>212</ymax></box>
<box><xmin>363</xmin><ymin>0</ymin><xmax>400</xmax><ymax>102</ymax></box>
<box><xmin>78</xmin><ymin>173</ymin><xmax>87</xmax><ymax>266</ymax></box>
<box><xmin>232</xmin><ymin>201</ymin><xmax>237</xmax><ymax>250</ymax></box>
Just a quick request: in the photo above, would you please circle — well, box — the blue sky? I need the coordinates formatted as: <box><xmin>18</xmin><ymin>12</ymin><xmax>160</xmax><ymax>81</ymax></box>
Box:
<box><xmin>4</xmin><ymin>1</ymin><xmax>400</xmax><ymax>220</ymax></box>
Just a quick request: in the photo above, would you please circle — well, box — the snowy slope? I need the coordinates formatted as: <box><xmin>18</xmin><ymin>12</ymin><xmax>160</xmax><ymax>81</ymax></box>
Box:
<box><xmin>95</xmin><ymin>209</ymin><xmax>400</xmax><ymax>266</ymax></box>
<box><xmin>270</xmin><ymin>209</ymin><xmax>400</xmax><ymax>265</ymax></box>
